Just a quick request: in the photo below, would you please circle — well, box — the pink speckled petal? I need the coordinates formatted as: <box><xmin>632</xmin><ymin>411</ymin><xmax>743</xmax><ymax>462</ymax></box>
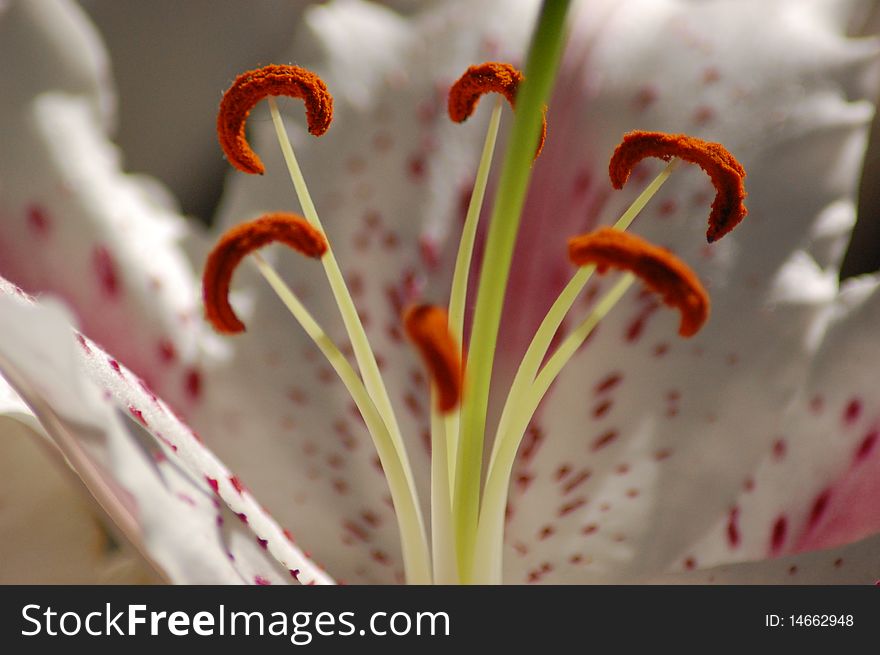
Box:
<box><xmin>651</xmin><ymin>530</ymin><xmax>880</xmax><ymax>585</ymax></box>
<box><xmin>0</xmin><ymin>0</ymin><xmax>208</xmax><ymax>414</ymax></box>
<box><xmin>681</xmin><ymin>276</ymin><xmax>880</xmax><ymax>572</ymax></box>
<box><xmin>0</xmin><ymin>279</ymin><xmax>332</xmax><ymax>584</ymax></box>
<box><xmin>498</xmin><ymin>0</ymin><xmax>880</xmax><ymax>583</ymax></box>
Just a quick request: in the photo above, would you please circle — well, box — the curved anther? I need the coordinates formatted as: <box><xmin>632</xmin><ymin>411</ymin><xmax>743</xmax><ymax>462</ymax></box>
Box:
<box><xmin>203</xmin><ymin>213</ymin><xmax>327</xmax><ymax>334</ymax></box>
<box><xmin>217</xmin><ymin>64</ymin><xmax>333</xmax><ymax>175</ymax></box>
<box><xmin>609</xmin><ymin>131</ymin><xmax>747</xmax><ymax>242</ymax></box>
<box><xmin>568</xmin><ymin>227</ymin><xmax>709</xmax><ymax>337</ymax></box>
<box><xmin>448</xmin><ymin>61</ymin><xmax>547</xmax><ymax>158</ymax></box>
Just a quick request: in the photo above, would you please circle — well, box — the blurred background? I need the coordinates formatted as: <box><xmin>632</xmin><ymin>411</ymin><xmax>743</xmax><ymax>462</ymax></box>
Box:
<box><xmin>78</xmin><ymin>0</ymin><xmax>880</xmax><ymax>276</ymax></box>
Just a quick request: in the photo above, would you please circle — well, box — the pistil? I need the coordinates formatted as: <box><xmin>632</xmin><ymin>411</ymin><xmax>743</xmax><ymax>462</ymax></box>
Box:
<box><xmin>454</xmin><ymin>0</ymin><xmax>572</xmax><ymax>582</ymax></box>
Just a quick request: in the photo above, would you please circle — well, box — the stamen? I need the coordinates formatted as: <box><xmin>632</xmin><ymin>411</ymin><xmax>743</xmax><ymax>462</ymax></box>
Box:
<box><xmin>448</xmin><ymin>62</ymin><xmax>547</xmax><ymax>158</ymax></box>
<box><xmin>203</xmin><ymin>212</ymin><xmax>327</xmax><ymax>334</ymax></box>
<box><xmin>257</xmin><ymin>87</ymin><xmax>430</xmax><ymax>582</ymax></box>
<box><xmin>568</xmin><ymin>227</ymin><xmax>709</xmax><ymax>337</ymax></box>
<box><xmin>444</xmin><ymin>96</ymin><xmax>504</xmax><ymax>487</ymax></box>
<box><xmin>609</xmin><ymin>131</ymin><xmax>747</xmax><ymax>242</ymax></box>
<box><xmin>249</xmin><ymin>253</ymin><xmax>432</xmax><ymax>584</ymax></box>
<box><xmin>404</xmin><ymin>305</ymin><xmax>463</xmax><ymax>413</ymax></box>
<box><xmin>217</xmin><ymin>64</ymin><xmax>333</xmax><ymax>174</ymax></box>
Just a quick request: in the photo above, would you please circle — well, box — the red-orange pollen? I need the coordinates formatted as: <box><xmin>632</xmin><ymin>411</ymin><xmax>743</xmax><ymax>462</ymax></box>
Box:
<box><xmin>217</xmin><ymin>64</ymin><xmax>334</xmax><ymax>175</ymax></box>
<box><xmin>448</xmin><ymin>61</ymin><xmax>547</xmax><ymax>159</ymax></box>
<box><xmin>609</xmin><ymin>131</ymin><xmax>747</xmax><ymax>243</ymax></box>
<box><xmin>203</xmin><ymin>213</ymin><xmax>327</xmax><ymax>334</ymax></box>
<box><xmin>568</xmin><ymin>227</ymin><xmax>709</xmax><ymax>338</ymax></box>
<box><xmin>403</xmin><ymin>305</ymin><xmax>463</xmax><ymax>413</ymax></box>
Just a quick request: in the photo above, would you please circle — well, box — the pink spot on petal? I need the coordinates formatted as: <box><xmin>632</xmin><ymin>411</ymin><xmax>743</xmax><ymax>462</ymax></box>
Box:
<box><xmin>772</xmin><ymin>438</ymin><xmax>787</xmax><ymax>461</ymax></box>
<box><xmin>158</xmin><ymin>339</ymin><xmax>177</xmax><ymax>364</ymax></box>
<box><xmin>373</xmin><ymin>131</ymin><xmax>392</xmax><ymax>152</ymax></box>
<box><xmin>520</xmin><ymin>425</ymin><xmax>544</xmax><ymax>462</ymax></box>
<box><xmin>538</xmin><ymin>525</ymin><xmax>555</xmax><ymax>540</ymax></box>
<box><xmin>254</xmin><ymin>575</ymin><xmax>271</xmax><ymax>585</ymax></box>
<box><xmin>657</xmin><ymin>199</ymin><xmax>677</xmax><ymax>217</ymax></box>
<box><xmin>592</xmin><ymin>400</ymin><xmax>613</xmax><ymax>419</ymax></box>
<box><xmin>127</xmin><ymin>406</ymin><xmax>147</xmax><ymax>426</ymax></box>
<box><xmin>702</xmin><ymin>67</ymin><xmax>721</xmax><ymax>84</ymax></box>
<box><xmin>843</xmin><ymin>398</ymin><xmax>862</xmax><ymax>426</ymax></box>
<box><xmin>770</xmin><ymin>516</ymin><xmax>787</xmax><ymax>555</ymax></box>
<box><xmin>855</xmin><ymin>430</ymin><xmax>878</xmax><ymax>464</ymax></box>
<box><xmin>807</xmin><ymin>489</ymin><xmax>831</xmax><ymax>529</ymax></box>
<box><xmin>93</xmin><ymin>245</ymin><xmax>121</xmax><ymax>299</ymax></box>
<box><xmin>692</xmin><ymin>105</ymin><xmax>715</xmax><ymax>125</ymax></box>
<box><xmin>727</xmin><ymin>507</ymin><xmax>741</xmax><ymax>548</ymax></box>
<box><xmin>558</xmin><ymin>498</ymin><xmax>587</xmax><ymax>517</ymax></box>
<box><xmin>418</xmin><ymin>234</ymin><xmax>441</xmax><ymax>270</ymax></box>
<box><xmin>595</xmin><ymin>373</ymin><xmax>622</xmax><ymax>395</ymax></box>
<box><xmin>407</xmin><ymin>155</ymin><xmax>426</xmax><ymax>181</ymax></box>
<box><xmin>633</xmin><ymin>86</ymin><xmax>658</xmax><ymax>112</ymax></box>
<box><xmin>184</xmin><ymin>368</ymin><xmax>202</xmax><ymax>400</ymax></box>
<box><xmin>515</xmin><ymin>473</ymin><xmax>534</xmax><ymax>491</ymax></box>
<box><xmin>75</xmin><ymin>333</ymin><xmax>92</xmax><ymax>355</ymax></box>
<box><xmin>591</xmin><ymin>430</ymin><xmax>618</xmax><ymax>452</ymax></box>
<box><xmin>26</xmin><ymin>204</ymin><xmax>51</xmax><ymax>238</ymax></box>
<box><xmin>343</xmin><ymin>520</ymin><xmax>369</xmax><ymax>543</ymax></box>
<box><xmin>563</xmin><ymin>470</ymin><xmax>591</xmax><ymax>495</ymax></box>
<box><xmin>625</xmin><ymin>303</ymin><xmax>659</xmax><ymax>343</ymax></box>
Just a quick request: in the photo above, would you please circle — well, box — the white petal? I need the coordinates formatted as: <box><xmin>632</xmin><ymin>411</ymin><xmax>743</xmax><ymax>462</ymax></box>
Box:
<box><xmin>0</xmin><ymin>280</ymin><xmax>332</xmax><ymax>584</ymax></box>
<box><xmin>0</xmin><ymin>379</ymin><xmax>158</xmax><ymax>583</ymax></box>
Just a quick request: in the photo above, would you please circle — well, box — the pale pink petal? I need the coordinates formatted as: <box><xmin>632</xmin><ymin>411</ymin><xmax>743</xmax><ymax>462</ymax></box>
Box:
<box><xmin>499</xmin><ymin>0</ymin><xmax>880</xmax><ymax>583</ymax></box>
<box><xmin>681</xmin><ymin>275</ymin><xmax>880</xmax><ymax>571</ymax></box>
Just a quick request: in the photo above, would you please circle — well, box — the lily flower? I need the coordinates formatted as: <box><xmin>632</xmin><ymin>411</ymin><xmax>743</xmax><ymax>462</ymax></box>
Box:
<box><xmin>2</xmin><ymin>0</ymin><xmax>880</xmax><ymax>585</ymax></box>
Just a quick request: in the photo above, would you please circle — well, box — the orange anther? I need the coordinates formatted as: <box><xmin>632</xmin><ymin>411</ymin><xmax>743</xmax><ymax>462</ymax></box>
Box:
<box><xmin>203</xmin><ymin>213</ymin><xmax>327</xmax><ymax>334</ymax></box>
<box><xmin>403</xmin><ymin>305</ymin><xmax>463</xmax><ymax>413</ymax></box>
<box><xmin>217</xmin><ymin>64</ymin><xmax>333</xmax><ymax>175</ymax></box>
<box><xmin>568</xmin><ymin>227</ymin><xmax>709</xmax><ymax>337</ymax></box>
<box><xmin>448</xmin><ymin>62</ymin><xmax>547</xmax><ymax>158</ymax></box>
<box><xmin>609</xmin><ymin>131</ymin><xmax>747</xmax><ymax>242</ymax></box>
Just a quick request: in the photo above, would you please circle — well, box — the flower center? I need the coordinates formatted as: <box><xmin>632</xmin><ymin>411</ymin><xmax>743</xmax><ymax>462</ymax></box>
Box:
<box><xmin>202</xmin><ymin>18</ymin><xmax>746</xmax><ymax>585</ymax></box>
